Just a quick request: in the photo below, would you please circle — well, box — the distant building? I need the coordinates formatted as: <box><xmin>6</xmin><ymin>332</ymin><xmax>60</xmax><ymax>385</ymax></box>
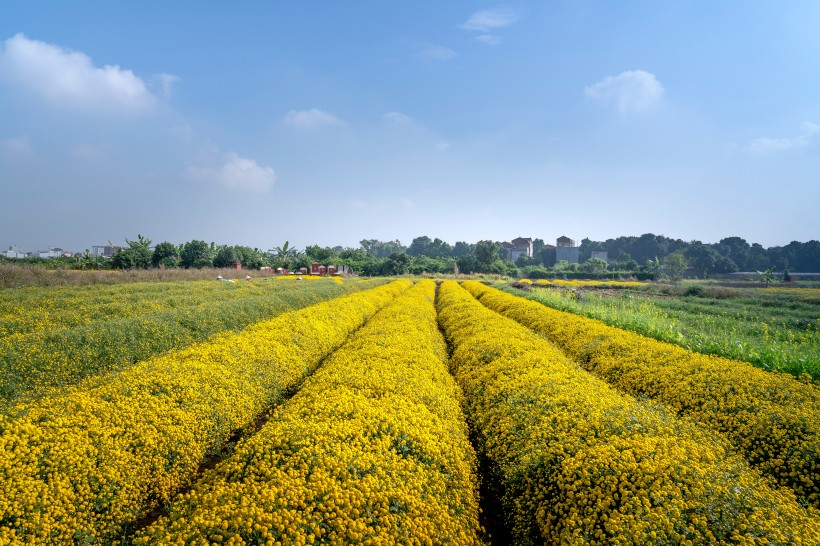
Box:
<box><xmin>502</xmin><ymin>236</ymin><xmax>533</xmax><ymax>261</ymax></box>
<box><xmin>91</xmin><ymin>245</ymin><xmax>121</xmax><ymax>257</ymax></box>
<box><xmin>591</xmin><ymin>251</ymin><xmax>609</xmax><ymax>262</ymax></box>
<box><xmin>556</xmin><ymin>236</ymin><xmax>580</xmax><ymax>263</ymax></box>
<box><xmin>3</xmin><ymin>245</ymin><xmax>26</xmax><ymax>258</ymax></box>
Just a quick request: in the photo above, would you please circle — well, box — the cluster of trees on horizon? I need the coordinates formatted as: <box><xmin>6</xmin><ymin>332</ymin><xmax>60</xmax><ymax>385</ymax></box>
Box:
<box><xmin>3</xmin><ymin>233</ymin><xmax>819</xmax><ymax>277</ymax></box>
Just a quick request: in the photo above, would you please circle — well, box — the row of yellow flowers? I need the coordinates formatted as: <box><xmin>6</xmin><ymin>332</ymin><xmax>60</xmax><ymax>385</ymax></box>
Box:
<box><xmin>1</xmin><ymin>279</ymin><xmax>380</xmax><ymax>406</ymax></box>
<box><xmin>0</xmin><ymin>280</ymin><xmax>410</xmax><ymax>544</ymax></box>
<box><xmin>462</xmin><ymin>280</ymin><xmax>820</xmax><ymax>509</ymax></box>
<box><xmin>135</xmin><ymin>280</ymin><xmax>484</xmax><ymax>546</ymax></box>
<box><xmin>438</xmin><ymin>280</ymin><xmax>818</xmax><ymax>545</ymax></box>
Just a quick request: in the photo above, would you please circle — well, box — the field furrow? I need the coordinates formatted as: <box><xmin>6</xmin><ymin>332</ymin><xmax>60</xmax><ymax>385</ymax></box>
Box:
<box><xmin>438</xmin><ymin>280</ymin><xmax>818</xmax><ymax>545</ymax></box>
<box><xmin>135</xmin><ymin>280</ymin><xmax>485</xmax><ymax>545</ymax></box>
<box><xmin>0</xmin><ymin>280</ymin><xmax>409</xmax><ymax>544</ymax></box>
<box><xmin>463</xmin><ymin>280</ymin><xmax>820</xmax><ymax>510</ymax></box>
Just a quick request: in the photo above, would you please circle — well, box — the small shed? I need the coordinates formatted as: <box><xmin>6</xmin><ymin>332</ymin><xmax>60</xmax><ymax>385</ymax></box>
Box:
<box><xmin>300</xmin><ymin>267</ymin><xmax>308</xmax><ymax>274</ymax></box>
<box><xmin>328</xmin><ymin>265</ymin><xmax>337</xmax><ymax>275</ymax></box>
<box><xmin>318</xmin><ymin>265</ymin><xmax>327</xmax><ymax>275</ymax></box>
<box><xmin>311</xmin><ymin>262</ymin><xmax>320</xmax><ymax>275</ymax></box>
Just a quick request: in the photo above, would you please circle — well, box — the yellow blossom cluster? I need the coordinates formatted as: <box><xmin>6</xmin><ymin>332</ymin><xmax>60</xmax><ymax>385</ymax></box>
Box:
<box><xmin>437</xmin><ymin>280</ymin><xmax>819</xmax><ymax>545</ymax></box>
<box><xmin>462</xmin><ymin>280</ymin><xmax>820</xmax><ymax>508</ymax></box>
<box><xmin>1</xmin><ymin>279</ymin><xmax>381</xmax><ymax>406</ymax></box>
<box><xmin>136</xmin><ymin>280</ymin><xmax>484</xmax><ymax>545</ymax></box>
<box><xmin>527</xmin><ymin>279</ymin><xmax>646</xmax><ymax>288</ymax></box>
<box><xmin>0</xmin><ymin>280</ymin><xmax>410</xmax><ymax>544</ymax></box>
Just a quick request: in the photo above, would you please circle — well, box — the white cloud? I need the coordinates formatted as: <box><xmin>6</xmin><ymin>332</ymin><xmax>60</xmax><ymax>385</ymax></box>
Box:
<box><xmin>474</xmin><ymin>34</ymin><xmax>503</xmax><ymax>46</ymax></box>
<box><xmin>71</xmin><ymin>143</ymin><xmax>107</xmax><ymax>161</ymax></box>
<box><xmin>383</xmin><ymin>111</ymin><xmax>415</xmax><ymax>125</ymax></box>
<box><xmin>418</xmin><ymin>44</ymin><xmax>457</xmax><ymax>62</ymax></box>
<box><xmin>284</xmin><ymin>108</ymin><xmax>343</xmax><ymax>129</ymax></box>
<box><xmin>584</xmin><ymin>70</ymin><xmax>665</xmax><ymax>114</ymax></box>
<box><xmin>460</xmin><ymin>7</ymin><xmax>520</xmax><ymax>32</ymax></box>
<box><xmin>1</xmin><ymin>135</ymin><xmax>34</xmax><ymax>157</ymax></box>
<box><xmin>187</xmin><ymin>152</ymin><xmax>276</xmax><ymax>193</ymax></box>
<box><xmin>803</xmin><ymin>121</ymin><xmax>820</xmax><ymax>135</ymax></box>
<box><xmin>0</xmin><ymin>33</ymin><xmax>161</xmax><ymax>112</ymax></box>
<box><xmin>750</xmin><ymin>121</ymin><xmax>818</xmax><ymax>154</ymax></box>
<box><xmin>153</xmin><ymin>72</ymin><xmax>180</xmax><ymax>99</ymax></box>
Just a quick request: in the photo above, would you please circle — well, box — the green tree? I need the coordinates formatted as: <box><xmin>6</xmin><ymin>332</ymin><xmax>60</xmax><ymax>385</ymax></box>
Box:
<box><xmin>269</xmin><ymin>241</ymin><xmax>300</xmax><ymax>269</ymax></box>
<box><xmin>112</xmin><ymin>234</ymin><xmax>152</xmax><ymax>269</ymax></box>
<box><xmin>305</xmin><ymin>245</ymin><xmax>336</xmax><ymax>263</ymax></box>
<box><xmin>756</xmin><ymin>267</ymin><xmax>776</xmax><ymax>287</ymax></box>
<box><xmin>213</xmin><ymin>246</ymin><xmax>241</xmax><ymax>268</ymax></box>
<box><xmin>359</xmin><ymin>239</ymin><xmax>406</xmax><ymax>258</ymax></box>
<box><xmin>151</xmin><ymin>241</ymin><xmax>179</xmax><ymax>268</ymax></box>
<box><xmin>584</xmin><ymin>257</ymin><xmax>609</xmax><ymax>274</ymax></box>
<box><xmin>663</xmin><ymin>253</ymin><xmax>688</xmax><ymax>281</ymax></box>
<box><xmin>382</xmin><ymin>252</ymin><xmax>410</xmax><ymax>275</ymax></box>
<box><xmin>453</xmin><ymin>241</ymin><xmax>475</xmax><ymax>258</ymax></box>
<box><xmin>236</xmin><ymin>246</ymin><xmax>264</xmax><ymax>269</ymax></box>
<box><xmin>180</xmin><ymin>240</ymin><xmax>213</xmax><ymax>268</ymax></box>
<box><xmin>645</xmin><ymin>257</ymin><xmax>665</xmax><ymax>279</ymax></box>
<box><xmin>475</xmin><ymin>240</ymin><xmax>501</xmax><ymax>269</ymax></box>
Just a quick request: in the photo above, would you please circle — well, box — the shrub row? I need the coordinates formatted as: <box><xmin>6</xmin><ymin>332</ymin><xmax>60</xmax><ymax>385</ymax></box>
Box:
<box><xmin>462</xmin><ymin>280</ymin><xmax>820</xmax><ymax>509</ymax></box>
<box><xmin>0</xmin><ymin>280</ymin><xmax>410</xmax><ymax>544</ymax></box>
<box><xmin>136</xmin><ymin>280</ymin><xmax>484</xmax><ymax>545</ymax></box>
<box><xmin>437</xmin><ymin>281</ymin><xmax>818</xmax><ymax>545</ymax></box>
<box><xmin>0</xmin><ymin>279</ymin><xmax>383</xmax><ymax>405</ymax></box>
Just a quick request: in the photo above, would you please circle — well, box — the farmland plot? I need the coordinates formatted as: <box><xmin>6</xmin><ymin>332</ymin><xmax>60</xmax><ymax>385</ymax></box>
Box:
<box><xmin>0</xmin><ymin>278</ymin><xmax>384</xmax><ymax>406</ymax></box>
<box><xmin>0</xmin><ymin>280</ymin><xmax>408</xmax><ymax>544</ymax></box>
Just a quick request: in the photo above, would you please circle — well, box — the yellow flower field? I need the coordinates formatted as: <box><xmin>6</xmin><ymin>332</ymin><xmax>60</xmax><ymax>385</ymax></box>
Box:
<box><xmin>0</xmin><ymin>280</ymin><xmax>409</xmax><ymax>544</ymax></box>
<box><xmin>136</xmin><ymin>281</ymin><xmax>484</xmax><ymax>545</ymax></box>
<box><xmin>0</xmin><ymin>279</ymin><xmax>380</xmax><ymax>406</ymax></box>
<box><xmin>438</xmin><ymin>280</ymin><xmax>818</xmax><ymax>545</ymax></box>
<box><xmin>461</xmin><ymin>280</ymin><xmax>820</xmax><ymax>509</ymax></box>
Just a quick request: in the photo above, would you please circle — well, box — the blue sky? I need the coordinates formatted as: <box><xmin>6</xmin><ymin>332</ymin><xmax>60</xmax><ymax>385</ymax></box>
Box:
<box><xmin>1</xmin><ymin>1</ymin><xmax>818</xmax><ymax>253</ymax></box>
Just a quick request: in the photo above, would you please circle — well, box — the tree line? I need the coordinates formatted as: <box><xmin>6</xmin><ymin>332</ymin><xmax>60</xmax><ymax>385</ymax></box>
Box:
<box><xmin>3</xmin><ymin>234</ymin><xmax>819</xmax><ymax>277</ymax></box>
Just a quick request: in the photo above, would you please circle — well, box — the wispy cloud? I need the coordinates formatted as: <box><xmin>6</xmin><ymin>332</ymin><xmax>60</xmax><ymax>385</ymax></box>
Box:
<box><xmin>750</xmin><ymin>122</ymin><xmax>818</xmax><ymax>154</ymax></box>
<box><xmin>284</xmin><ymin>108</ymin><xmax>343</xmax><ymax>129</ymax></box>
<box><xmin>418</xmin><ymin>44</ymin><xmax>457</xmax><ymax>62</ymax></box>
<box><xmin>460</xmin><ymin>7</ymin><xmax>519</xmax><ymax>32</ymax></box>
<box><xmin>382</xmin><ymin>111</ymin><xmax>415</xmax><ymax>125</ymax></box>
<box><xmin>474</xmin><ymin>34</ymin><xmax>503</xmax><ymax>46</ymax></box>
<box><xmin>71</xmin><ymin>143</ymin><xmax>107</xmax><ymax>161</ymax></box>
<box><xmin>1</xmin><ymin>135</ymin><xmax>34</xmax><ymax>157</ymax></box>
<box><xmin>584</xmin><ymin>70</ymin><xmax>665</xmax><ymax>114</ymax></box>
<box><xmin>153</xmin><ymin>73</ymin><xmax>180</xmax><ymax>99</ymax></box>
<box><xmin>0</xmin><ymin>33</ymin><xmax>162</xmax><ymax>113</ymax></box>
<box><xmin>459</xmin><ymin>7</ymin><xmax>519</xmax><ymax>46</ymax></box>
<box><xmin>187</xmin><ymin>152</ymin><xmax>276</xmax><ymax>193</ymax></box>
